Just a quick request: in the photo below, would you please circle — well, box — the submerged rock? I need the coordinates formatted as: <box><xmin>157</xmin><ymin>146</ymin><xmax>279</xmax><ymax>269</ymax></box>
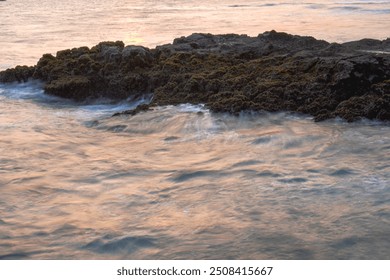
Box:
<box><xmin>1</xmin><ymin>31</ymin><xmax>389</xmax><ymax>121</ymax></box>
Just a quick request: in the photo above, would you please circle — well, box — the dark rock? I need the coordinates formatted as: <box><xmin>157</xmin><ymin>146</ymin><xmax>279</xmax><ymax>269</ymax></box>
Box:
<box><xmin>332</xmin><ymin>94</ymin><xmax>390</xmax><ymax>122</ymax></box>
<box><xmin>0</xmin><ymin>65</ymin><xmax>35</xmax><ymax>83</ymax></box>
<box><xmin>1</xmin><ymin>31</ymin><xmax>389</xmax><ymax>122</ymax></box>
<box><xmin>121</xmin><ymin>46</ymin><xmax>154</xmax><ymax>69</ymax></box>
<box><xmin>44</xmin><ymin>76</ymin><xmax>92</xmax><ymax>100</ymax></box>
<box><xmin>112</xmin><ymin>103</ymin><xmax>151</xmax><ymax>117</ymax></box>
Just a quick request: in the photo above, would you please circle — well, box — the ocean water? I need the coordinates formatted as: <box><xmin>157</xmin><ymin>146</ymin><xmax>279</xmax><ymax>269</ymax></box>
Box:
<box><xmin>1</xmin><ymin>0</ymin><xmax>390</xmax><ymax>69</ymax></box>
<box><xmin>0</xmin><ymin>0</ymin><xmax>389</xmax><ymax>259</ymax></box>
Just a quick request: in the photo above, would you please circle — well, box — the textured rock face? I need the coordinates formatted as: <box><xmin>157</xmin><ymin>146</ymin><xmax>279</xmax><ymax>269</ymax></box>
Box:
<box><xmin>1</xmin><ymin>31</ymin><xmax>389</xmax><ymax>121</ymax></box>
<box><xmin>0</xmin><ymin>65</ymin><xmax>35</xmax><ymax>83</ymax></box>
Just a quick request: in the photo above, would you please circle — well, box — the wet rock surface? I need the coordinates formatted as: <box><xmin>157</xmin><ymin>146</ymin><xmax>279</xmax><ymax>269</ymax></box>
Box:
<box><xmin>1</xmin><ymin>31</ymin><xmax>389</xmax><ymax>121</ymax></box>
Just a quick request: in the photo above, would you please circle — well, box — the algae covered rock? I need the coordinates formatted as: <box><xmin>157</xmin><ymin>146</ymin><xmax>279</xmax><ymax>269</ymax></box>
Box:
<box><xmin>0</xmin><ymin>65</ymin><xmax>35</xmax><ymax>83</ymax></box>
<box><xmin>24</xmin><ymin>41</ymin><xmax>154</xmax><ymax>100</ymax></box>
<box><xmin>121</xmin><ymin>46</ymin><xmax>154</xmax><ymax>69</ymax></box>
<box><xmin>44</xmin><ymin>76</ymin><xmax>92</xmax><ymax>100</ymax></box>
<box><xmin>1</xmin><ymin>31</ymin><xmax>389</xmax><ymax>122</ymax></box>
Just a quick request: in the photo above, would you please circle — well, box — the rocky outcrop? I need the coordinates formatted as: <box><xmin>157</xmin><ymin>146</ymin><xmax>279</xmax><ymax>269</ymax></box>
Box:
<box><xmin>0</xmin><ymin>65</ymin><xmax>35</xmax><ymax>83</ymax></box>
<box><xmin>1</xmin><ymin>30</ymin><xmax>389</xmax><ymax>121</ymax></box>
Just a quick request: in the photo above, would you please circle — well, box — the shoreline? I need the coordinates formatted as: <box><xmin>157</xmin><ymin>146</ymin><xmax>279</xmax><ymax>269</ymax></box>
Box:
<box><xmin>1</xmin><ymin>30</ymin><xmax>389</xmax><ymax>122</ymax></box>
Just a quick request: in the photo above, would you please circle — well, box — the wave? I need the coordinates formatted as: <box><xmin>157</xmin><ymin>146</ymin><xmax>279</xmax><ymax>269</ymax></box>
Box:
<box><xmin>0</xmin><ymin>81</ymin><xmax>153</xmax><ymax>120</ymax></box>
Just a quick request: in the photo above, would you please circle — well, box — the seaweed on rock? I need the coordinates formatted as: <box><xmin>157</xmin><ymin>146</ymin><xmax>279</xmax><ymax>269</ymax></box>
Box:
<box><xmin>1</xmin><ymin>31</ymin><xmax>389</xmax><ymax>121</ymax></box>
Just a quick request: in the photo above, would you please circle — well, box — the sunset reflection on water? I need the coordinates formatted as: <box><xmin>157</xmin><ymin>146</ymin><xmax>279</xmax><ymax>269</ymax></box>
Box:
<box><xmin>0</xmin><ymin>92</ymin><xmax>388</xmax><ymax>259</ymax></box>
<box><xmin>1</xmin><ymin>0</ymin><xmax>389</xmax><ymax>69</ymax></box>
<box><xmin>0</xmin><ymin>0</ymin><xmax>389</xmax><ymax>260</ymax></box>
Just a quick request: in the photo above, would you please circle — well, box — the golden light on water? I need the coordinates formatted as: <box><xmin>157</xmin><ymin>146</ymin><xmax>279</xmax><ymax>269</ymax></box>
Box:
<box><xmin>2</xmin><ymin>0</ymin><xmax>390</xmax><ymax>69</ymax></box>
<box><xmin>124</xmin><ymin>33</ymin><xmax>145</xmax><ymax>45</ymax></box>
<box><xmin>0</xmin><ymin>0</ymin><xmax>390</xmax><ymax>260</ymax></box>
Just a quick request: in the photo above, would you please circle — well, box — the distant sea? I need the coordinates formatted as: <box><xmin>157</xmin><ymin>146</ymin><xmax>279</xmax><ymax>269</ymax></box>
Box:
<box><xmin>1</xmin><ymin>0</ymin><xmax>389</xmax><ymax>69</ymax></box>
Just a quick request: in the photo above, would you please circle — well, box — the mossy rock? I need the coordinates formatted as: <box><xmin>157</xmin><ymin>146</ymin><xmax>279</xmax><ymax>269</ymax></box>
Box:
<box><xmin>1</xmin><ymin>31</ymin><xmax>390</xmax><ymax>121</ymax></box>
<box><xmin>44</xmin><ymin>76</ymin><xmax>91</xmax><ymax>100</ymax></box>
<box><xmin>0</xmin><ymin>65</ymin><xmax>35</xmax><ymax>83</ymax></box>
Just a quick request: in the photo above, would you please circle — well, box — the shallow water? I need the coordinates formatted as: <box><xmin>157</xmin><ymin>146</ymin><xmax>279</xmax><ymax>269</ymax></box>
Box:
<box><xmin>0</xmin><ymin>0</ymin><xmax>390</xmax><ymax>259</ymax></box>
<box><xmin>0</xmin><ymin>83</ymin><xmax>389</xmax><ymax>259</ymax></box>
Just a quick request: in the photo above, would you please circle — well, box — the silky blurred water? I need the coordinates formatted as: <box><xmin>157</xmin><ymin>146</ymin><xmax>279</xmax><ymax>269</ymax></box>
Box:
<box><xmin>0</xmin><ymin>82</ymin><xmax>389</xmax><ymax>259</ymax></box>
<box><xmin>0</xmin><ymin>0</ymin><xmax>389</xmax><ymax>259</ymax></box>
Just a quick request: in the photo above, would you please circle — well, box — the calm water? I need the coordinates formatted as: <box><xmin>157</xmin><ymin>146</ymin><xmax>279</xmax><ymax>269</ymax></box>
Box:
<box><xmin>1</xmin><ymin>0</ymin><xmax>390</xmax><ymax>69</ymax></box>
<box><xmin>0</xmin><ymin>0</ymin><xmax>389</xmax><ymax>259</ymax></box>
